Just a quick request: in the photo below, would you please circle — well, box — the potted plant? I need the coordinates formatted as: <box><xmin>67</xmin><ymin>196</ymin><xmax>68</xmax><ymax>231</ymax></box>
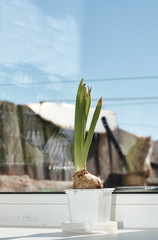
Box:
<box><xmin>62</xmin><ymin>79</ymin><xmax>116</xmax><ymax>234</ymax></box>
<box><xmin>121</xmin><ymin>136</ymin><xmax>152</xmax><ymax>186</ymax></box>
<box><xmin>73</xmin><ymin>78</ymin><xmax>103</xmax><ymax>189</ymax></box>
<box><xmin>102</xmin><ymin>118</ymin><xmax>151</xmax><ymax>187</ymax></box>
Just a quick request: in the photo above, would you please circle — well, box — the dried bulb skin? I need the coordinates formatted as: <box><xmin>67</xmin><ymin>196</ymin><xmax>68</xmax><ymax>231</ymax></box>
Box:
<box><xmin>72</xmin><ymin>169</ymin><xmax>103</xmax><ymax>189</ymax></box>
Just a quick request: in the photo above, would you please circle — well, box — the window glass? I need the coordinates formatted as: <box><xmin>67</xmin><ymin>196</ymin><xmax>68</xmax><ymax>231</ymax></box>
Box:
<box><xmin>0</xmin><ymin>0</ymin><xmax>158</xmax><ymax>192</ymax></box>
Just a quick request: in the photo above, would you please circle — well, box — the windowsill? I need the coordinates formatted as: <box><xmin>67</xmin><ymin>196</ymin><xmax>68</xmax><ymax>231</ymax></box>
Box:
<box><xmin>0</xmin><ymin>227</ymin><xmax>158</xmax><ymax>240</ymax></box>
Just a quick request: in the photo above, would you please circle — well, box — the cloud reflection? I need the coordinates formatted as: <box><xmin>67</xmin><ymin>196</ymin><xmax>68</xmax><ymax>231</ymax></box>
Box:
<box><xmin>0</xmin><ymin>0</ymin><xmax>80</xmax><ymax>96</ymax></box>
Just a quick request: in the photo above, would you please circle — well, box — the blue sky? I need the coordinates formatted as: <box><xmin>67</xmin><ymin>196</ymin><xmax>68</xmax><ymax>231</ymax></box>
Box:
<box><xmin>0</xmin><ymin>0</ymin><xmax>158</xmax><ymax>140</ymax></box>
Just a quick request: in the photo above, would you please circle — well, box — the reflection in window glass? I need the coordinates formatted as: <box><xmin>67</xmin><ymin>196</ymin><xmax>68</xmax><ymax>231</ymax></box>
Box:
<box><xmin>0</xmin><ymin>0</ymin><xmax>158</xmax><ymax>192</ymax></box>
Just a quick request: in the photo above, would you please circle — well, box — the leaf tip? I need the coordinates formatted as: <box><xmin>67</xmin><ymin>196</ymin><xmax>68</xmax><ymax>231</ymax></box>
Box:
<box><xmin>98</xmin><ymin>97</ymin><xmax>102</xmax><ymax>106</ymax></box>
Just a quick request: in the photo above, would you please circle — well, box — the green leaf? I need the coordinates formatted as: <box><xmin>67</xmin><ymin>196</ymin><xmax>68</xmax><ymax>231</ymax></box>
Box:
<box><xmin>81</xmin><ymin>98</ymin><xmax>102</xmax><ymax>167</ymax></box>
<box><xmin>74</xmin><ymin>79</ymin><xmax>86</xmax><ymax>170</ymax></box>
<box><xmin>74</xmin><ymin>79</ymin><xmax>102</xmax><ymax>171</ymax></box>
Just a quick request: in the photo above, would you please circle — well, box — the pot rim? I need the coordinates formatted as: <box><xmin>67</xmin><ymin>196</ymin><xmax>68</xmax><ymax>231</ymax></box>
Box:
<box><xmin>65</xmin><ymin>188</ymin><xmax>114</xmax><ymax>193</ymax></box>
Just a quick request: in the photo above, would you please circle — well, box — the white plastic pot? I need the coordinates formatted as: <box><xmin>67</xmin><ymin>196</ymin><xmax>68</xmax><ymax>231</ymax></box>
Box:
<box><xmin>65</xmin><ymin>188</ymin><xmax>114</xmax><ymax>223</ymax></box>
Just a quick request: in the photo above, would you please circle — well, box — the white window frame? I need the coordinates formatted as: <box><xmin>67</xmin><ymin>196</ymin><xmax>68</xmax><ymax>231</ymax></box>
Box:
<box><xmin>0</xmin><ymin>193</ymin><xmax>158</xmax><ymax>228</ymax></box>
